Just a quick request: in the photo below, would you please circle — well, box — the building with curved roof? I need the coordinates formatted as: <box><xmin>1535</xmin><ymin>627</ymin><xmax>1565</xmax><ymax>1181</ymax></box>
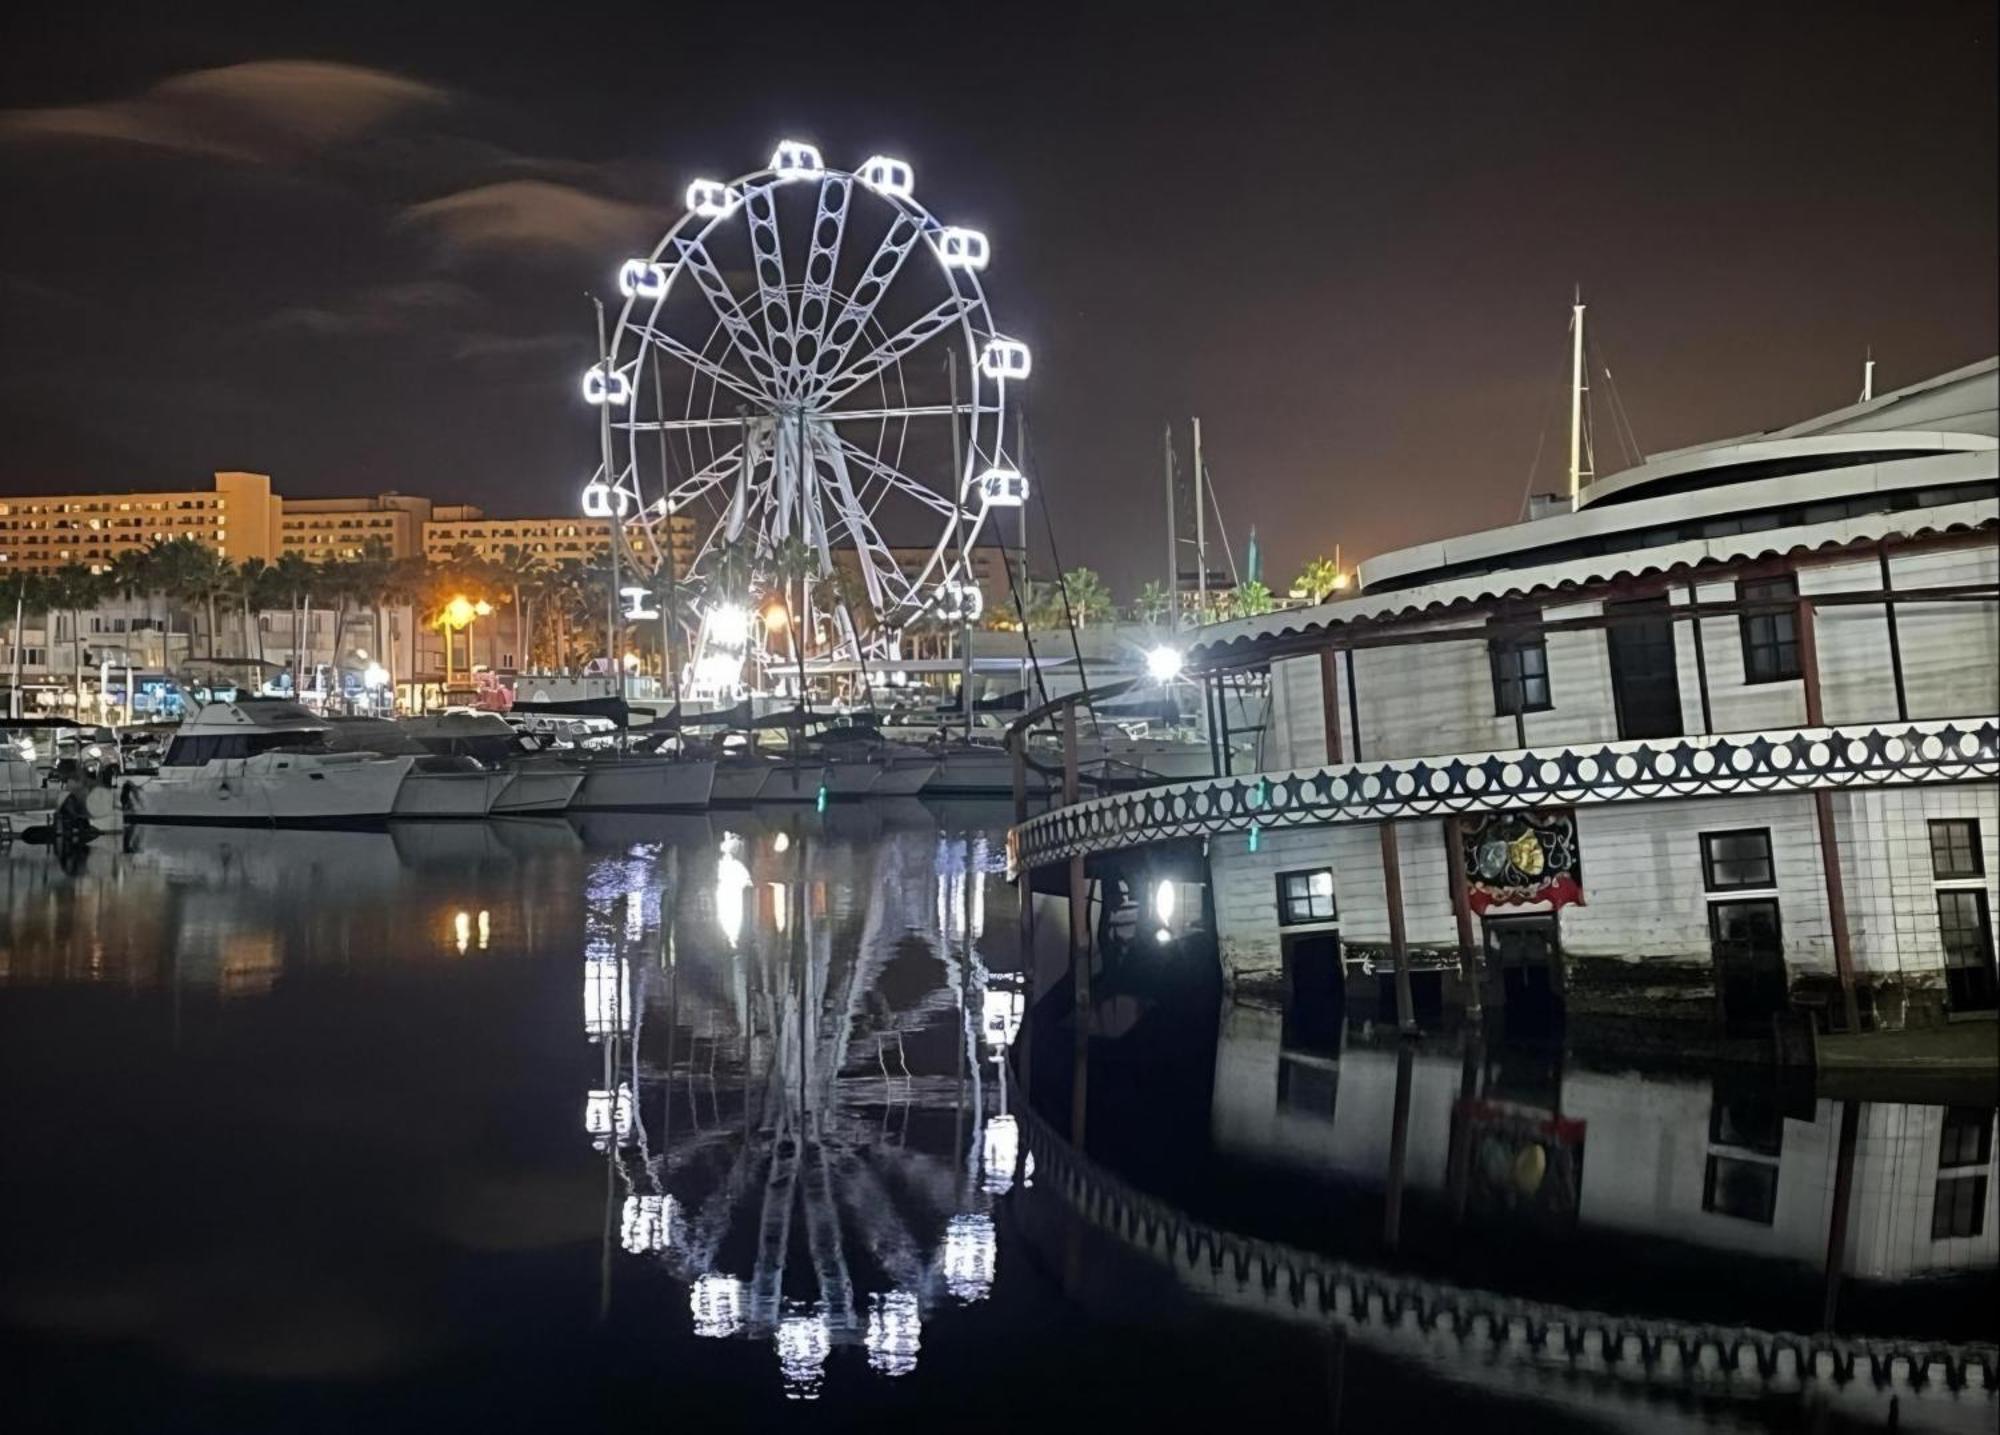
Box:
<box><xmin>1014</xmin><ymin>357</ymin><xmax>1998</xmax><ymax>1049</ymax></box>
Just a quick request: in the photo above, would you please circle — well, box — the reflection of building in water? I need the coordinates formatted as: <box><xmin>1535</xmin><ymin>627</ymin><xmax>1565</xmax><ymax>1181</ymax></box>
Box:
<box><xmin>1211</xmin><ymin>1004</ymin><xmax>1998</xmax><ymax>1281</ymax></box>
<box><xmin>579</xmin><ymin>816</ymin><xmax>1022</xmax><ymax>1397</ymax></box>
<box><xmin>0</xmin><ymin>822</ymin><xmax>583</xmax><ymax>993</ymax></box>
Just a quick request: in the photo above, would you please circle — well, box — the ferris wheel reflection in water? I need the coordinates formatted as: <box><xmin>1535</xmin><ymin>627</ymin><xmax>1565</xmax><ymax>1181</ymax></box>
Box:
<box><xmin>577</xmin><ymin>814</ymin><xmax>1025</xmax><ymax>1397</ymax></box>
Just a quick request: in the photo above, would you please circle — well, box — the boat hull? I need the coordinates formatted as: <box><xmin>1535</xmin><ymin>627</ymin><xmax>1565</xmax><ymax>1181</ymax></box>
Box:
<box><xmin>868</xmin><ymin>761</ymin><xmax>939</xmax><ymax>798</ymax></box>
<box><xmin>921</xmin><ymin>747</ymin><xmax>1048</xmax><ymax>797</ymax></box>
<box><xmin>391</xmin><ymin>770</ymin><xmax>512</xmax><ymax>819</ymax></box>
<box><xmin>127</xmin><ymin>754</ymin><xmax>415</xmax><ymax>827</ymax></box>
<box><xmin>710</xmin><ymin>761</ymin><xmax>773</xmax><ymax>804</ymax></box>
<box><xmin>757</xmin><ymin>761</ymin><xmax>879</xmax><ymax>802</ymax></box>
<box><xmin>492</xmin><ymin>763</ymin><xmax>585</xmax><ymax>815</ymax></box>
<box><xmin>571</xmin><ymin>758</ymin><xmax>715</xmax><ymax>810</ymax></box>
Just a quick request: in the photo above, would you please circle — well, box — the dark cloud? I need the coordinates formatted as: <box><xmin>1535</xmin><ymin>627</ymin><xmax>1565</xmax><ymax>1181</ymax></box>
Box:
<box><xmin>264</xmin><ymin>278</ymin><xmax>481</xmax><ymax>337</ymax></box>
<box><xmin>398</xmin><ymin>179</ymin><xmax>666</xmax><ymax>261</ymax></box>
<box><xmin>0</xmin><ymin>59</ymin><xmax>446</xmax><ymax>164</ymax></box>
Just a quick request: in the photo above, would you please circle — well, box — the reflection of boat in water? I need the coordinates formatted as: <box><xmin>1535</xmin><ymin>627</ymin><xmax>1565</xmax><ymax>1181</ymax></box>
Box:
<box><xmin>128</xmin><ymin>701</ymin><xmax>412</xmax><ymax>827</ymax></box>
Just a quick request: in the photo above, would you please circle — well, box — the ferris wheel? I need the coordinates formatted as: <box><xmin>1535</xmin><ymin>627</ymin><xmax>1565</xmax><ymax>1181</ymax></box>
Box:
<box><xmin>581</xmin><ymin>140</ymin><xmax>1032</xmax><ymax>679</ymax></box>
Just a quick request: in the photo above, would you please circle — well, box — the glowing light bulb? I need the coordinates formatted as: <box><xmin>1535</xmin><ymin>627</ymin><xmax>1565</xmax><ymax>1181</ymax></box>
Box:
<box><xmin>1146</xmin><ymin>645</ymin><xmax>1183</xmax><ymax>682</ymax></box>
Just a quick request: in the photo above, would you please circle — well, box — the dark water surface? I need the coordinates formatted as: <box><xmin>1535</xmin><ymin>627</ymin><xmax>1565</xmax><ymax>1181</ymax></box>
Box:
<box><xmin>1</xmin><ymin>805</ymin><xmax>1993</xmax><ymax>1432</ymax></box>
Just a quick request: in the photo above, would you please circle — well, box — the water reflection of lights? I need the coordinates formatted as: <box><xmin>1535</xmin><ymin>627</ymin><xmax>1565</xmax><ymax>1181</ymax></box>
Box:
<box><xmin>452</xmin><ymin>909</ymin><xmax>493</xmax><ymax>954</ymax></box>
<box><xmin>941</xmin><ymin>1212</ymin><xmax>996</xmax><ymax>1302</ymax></box>
<box><xmin>768</xmin><ymin>882</ymin><xmax>788</xmax><ymax>934</ymax></box>
<box><xmin>715</xmin><ymin>834</ymin><xmax>752</xmax><ymax>946</ymax></box>
<box><xmin>690</xmin><ymin>1274</ymin><xmax>745</xmax><ymax>1338</ymax></box>
<box><xmin>772</xmin><ymin>831</ymin><xmax>790</xmax><ymax>854</ymax></box>
<box><xmin>583</xmin><ymin>956</ymin><xmax>629</xmax><ymax>1039</ymax></box>
<box><xmin>865</xmin><ymin>1290</ymin><xmax>922</xmax><ymax>1377</ymax></box>
<box><xmin>621</xmin><ymin>1193</ymin><xmax>676</xmax><ymax>1254</ymax></box>
<box><xmin>775</xmin><ymin>1304</ymin><xmax>832</xmax><ymax>1399</ymax></box>
<box><xmin>584</xmin><ymin>1085</ymin><xmax>634</xmax><ymax>1145</ymax></box>
<box><xmin>981</xmin><ymin>1114</ymin><xmax>1019</xmax><ymax>1196</ymax></box>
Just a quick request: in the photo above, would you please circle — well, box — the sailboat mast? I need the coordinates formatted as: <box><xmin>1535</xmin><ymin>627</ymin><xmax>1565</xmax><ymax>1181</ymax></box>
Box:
<box><xmin>1163</xmin><ymin>425</ymin><xmax>1178</xmax><ymax>629</ymax></box>
<box><xmin>1568</xmin><ymin>291</ymin><xmax>1588</xmax><ymax>511</ymax></box>
<box><xmin>1192</xmin><ymin>416</ymin><xmax>1207</xmax><ymax>619</ymax></box>
<box><xmin>1861</xmin><ymin>347</ymin><xmax>1876</xmax><ymax>402</ymax></box>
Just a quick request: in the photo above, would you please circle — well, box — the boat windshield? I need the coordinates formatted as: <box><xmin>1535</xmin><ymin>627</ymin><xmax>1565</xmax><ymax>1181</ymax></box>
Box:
<box><xmin>161</xmin><ymin>731</ymin><xmax>328</xmax><ymax>767</ymax></box>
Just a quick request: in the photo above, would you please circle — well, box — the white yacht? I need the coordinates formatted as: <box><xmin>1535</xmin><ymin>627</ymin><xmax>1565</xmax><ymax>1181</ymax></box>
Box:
<box><xmin>399</xmin><ymin>713</ymin><xmax>584</xmax><ymax>816</ymax></box>
<box><xmin>125</xmin><ymin>700</ymin><xmax>413</xmax><ymax>827</ymax></box>
<box><xmin>570</xmin><ymin>755</ymin><xmax>717</xmax><ymax>811</ymax></box>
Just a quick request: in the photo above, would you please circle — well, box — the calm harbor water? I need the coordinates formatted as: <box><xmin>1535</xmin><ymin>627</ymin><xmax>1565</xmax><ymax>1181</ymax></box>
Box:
<box><xmin>1</xmin><ymin>805</ymin><xmax>1993</xmax><ymax>1432</ymax></box>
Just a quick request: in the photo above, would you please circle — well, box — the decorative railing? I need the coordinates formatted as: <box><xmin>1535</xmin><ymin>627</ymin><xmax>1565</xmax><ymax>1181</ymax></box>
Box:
<box><xmin>1012</xmin><ymin>718</ymin><xmax>2000</xmax><ymax>869</ymax></box>
<box><xmin>1017</xmin><ymin>1101</ymin><xmax>1998</xmax><ymax>1403</ymax></box>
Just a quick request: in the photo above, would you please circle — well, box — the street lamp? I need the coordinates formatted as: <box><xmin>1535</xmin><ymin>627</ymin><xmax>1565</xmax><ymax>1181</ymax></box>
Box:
<box><xmin>1146</xmin><ymin>644</ymin><xmax>1184</xmax><ymax>682</ymax></box>
<box><xmin>439</xmin><ymin>595</ymin><xmax>492</xmax><ymax>689</ymax></box>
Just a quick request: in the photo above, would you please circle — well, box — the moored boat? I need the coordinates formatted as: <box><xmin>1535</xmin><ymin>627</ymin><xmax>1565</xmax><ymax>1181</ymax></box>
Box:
<box><xmin>571</xmin><ymin>756</ymin><xmax>716</xmax><ymax>811</ymax></box>
<box><xmin>125</xmin><ymin>700</ymin><xmax>413</xmax><ymax>827</ymax></box>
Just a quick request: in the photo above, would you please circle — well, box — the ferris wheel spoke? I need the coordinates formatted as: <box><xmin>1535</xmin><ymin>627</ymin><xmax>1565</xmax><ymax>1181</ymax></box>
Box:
<box><xmin>632</xmin><ymin>324</ymin><xmax>769</xmax><ymax>411</ymax></box>
<box><xmin>663</xmin><ymin>443</ymin><xmax>745</xmax><ymax>511</ymax></box>
<box><xmin>816</xmin><ymin>440</ymin><xmax>898</xmax><ymax>616</ymax></box>
<box><xmin>740</xmin><ymin>184</ymin><xmax>803</xmax><ymax>400</ymax></box>
<box><xmin>670</xmin><ymin>235</ymin><xmax>787</xmax><ymax>400</ymax></box>
<box><xmin>815</xmin><ymin>293</ymin><xmax>980</xmax><ymax>407</ymax></box>
<box><xmin>817</xmin><ymin>403</ymin><xmax>998</xmax><ymax>423</ymax></box>
<box><xmin>827</xmin><ymin>434</ymin><xmax>961</xmax><ymax>518</ymax></box>
<box><xmin>792</xmin><ymin>175</ymin><xmax>852</xmax><ymax>402</ymax></box>
<box><xmin>803</xmin><ymin>210</ymin><xmax>926</xmax><ymax>402</ymax></box>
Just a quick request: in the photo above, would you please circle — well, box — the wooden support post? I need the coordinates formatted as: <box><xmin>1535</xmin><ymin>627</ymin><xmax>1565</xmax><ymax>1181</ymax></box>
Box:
<box><xmin>1010</xmin><ymin>731</ymin><xmax>1028</xmax><ymax>827</ymax></box>
<box><xmin>1318</xmin><ymin>645</ymin><xmax>1345</xmax><ymax>763</ymax></box>
<box><xmin>1383</xmin><ymin>1040</ymin><xmax>1415</xmax><ymax>1250</ymax></box>
<box><xmin>1443</xmin><ymin>814</ymin><xmax>1482</xmax><ymax>1018</ymax></box>
<box><xmin>1878</xmin><ymin>545</ymin><xmax>1909</xmax><ymax>722</ymax></box>
<box><xmin>1344</xmin><ymin>648</ymin><xmax>1363</xmax><ymax>763</ymax></box>
<box><xmin>1010</xmin><ymin>729</ymin><xmax>1035</xmax><ymax>1097</ymax></box>
<box><xmin>1379</xmin><ymin>821</ymin><xmax>1416</xmax><ymax>1033</ymax></box>
<box><xmin>1821</xmin><ymin>1099</ymin><xmax>1862</xmax><ymax>1332</ymax></box>
<box><xmin>1798</xmin><ymin>597</ymin><xmax>1862</xmax><ymax>1033</ymax></box>
<box><xmin>1063</xmin><ymin>700</ymin><xmax>1089</xmax><ymax>1148</ymax></box>
<box><xmin>1686</xmin><ymin>581</ymin><xmax>1714</xmax><ymax>735</ymax></box>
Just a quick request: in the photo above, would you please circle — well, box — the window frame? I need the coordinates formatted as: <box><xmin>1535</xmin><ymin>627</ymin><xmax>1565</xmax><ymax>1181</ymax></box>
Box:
<box><xmin>1703</xmin><ymin>1153</ymin><xmax>1780</xmax><ymax>1225</ymax></box>
<box><xmin>1929</xmin><ymin>819</ymin><xmax>1986</xmax><ymax>880</ymax></box>
<box><xmin>1737</xmin><ymin>574</ymin><xmax>1803</xmax><ymax>685</ymax></box>
<box><xmin>1487</xmin><ymin>626</ymin><xmax>1553</xmax><ymax>717</ymax></box>
<box><xmin>1275</xmin><ymin>867</ymin><xmax>1338</xmax><ymax>928</ymax></box>
<box><xmin>1938</xmin><ymin>888</ymin><xmax>1996</xmax><ymax>972</ymax></box>
<box><xmin>1701</xmin><ymin>828</ymin><xmax>1777</xmax><ymax>894</ymax></box>
<box><xmin>1939</xmin><ymin>1106</ymin><xmax>1994</xmax><ymax>1171</ymax></box>
<box><xmin>1931</xmin><ymin>1173</ymin><xmax>1988</xmax><ymax>1241</ymax></box>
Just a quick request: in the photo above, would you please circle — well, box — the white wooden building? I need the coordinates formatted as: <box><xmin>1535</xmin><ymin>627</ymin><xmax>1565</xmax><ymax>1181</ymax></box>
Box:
<box><xmin>1013</xmin><ymin>357</ymin><xmax>1999</xmax><ymax>1044</ymax></box>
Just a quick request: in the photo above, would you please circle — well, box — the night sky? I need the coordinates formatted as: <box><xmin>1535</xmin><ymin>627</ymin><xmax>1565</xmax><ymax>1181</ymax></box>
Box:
<box><xmin>2</xmin><ymin>1</ymin><xmax>1994</xmax><ymax>597</ymax></box>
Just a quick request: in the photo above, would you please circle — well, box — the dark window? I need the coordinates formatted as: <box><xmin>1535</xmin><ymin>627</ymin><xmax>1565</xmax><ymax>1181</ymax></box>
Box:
<box><xmin>1277</xmin><ymin>868</ymin><xmax>1337</xmax><ymax>926</ymax></box>
<box><xmin>1931</xmin><ymin>1174</ymin><xmax>1988</xmax><ymax>1240</ymax></box>
<box><xmin>1702</xmin><ymin>829</ymin><xmax>1776</xmax><ymax>891</ymax></box>
<box><xmin>1738</xmin><ymin>575</ymin><xmax>1802</xmax><ymax>683</ymax></box>
<box><xmin>1939</xmin><ymin>1106</ymin><xmax>1994</xmax><ymax>1170</ymax></box>
<box><xmin>1277</xmin><ymin>1056</ymin><xmax>1339</xmax><ymax>1120</ymax></box>
<box><xmin>1488</xmin><ymin>631</ymin><xmax>1552</xmax><ymax>716</ymax></box>
<box><xmin>1938</xmin><ymin>890</ymin><xmax>1997</xmax><ymax>1011</ymax></box>
<box><xmin>1930</xmin><ymin>819</ymin><xmax>1985</xmax><ymax>880</ymax></box>
<box><xmin>1710</xmin><ymin>899</ymin><xmax>1788</xmax><ymax>1037</ymax></box>
<box><xmin>1709</xmin><ymin>1086</ymin><xmax>1784</xmax><ymax>1157</ymax></box>
<box><xmin>1703</xmin><ymin>1154</ymin><xmax>1779</xmax><ymax>1224</ymax></box>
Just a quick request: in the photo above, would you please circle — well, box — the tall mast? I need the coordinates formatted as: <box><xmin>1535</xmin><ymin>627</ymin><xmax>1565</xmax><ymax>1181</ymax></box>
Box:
<box><xmin>1163</xmin><ymin>425</ymin><xmax>1178</xmax><ymax>629</ymax></box>
<box><xmin>594</xmin><ymin>296</ymin><xmax>625</xmax><ymax>699</ymax></box>
<box><xmin>1192</xmin><ymin>416</ymin><xmax>1207</xmax><ymax>619</ymax></box>
<box><xmin>1568</xmin><ymin>289</ymin><xmax>1588</xmax><ymax>511</ymax></box>
<box><xmin>1860</xmin><ymin>346</ymin><xmax>1875</xmax><ymax>402</ymax></box>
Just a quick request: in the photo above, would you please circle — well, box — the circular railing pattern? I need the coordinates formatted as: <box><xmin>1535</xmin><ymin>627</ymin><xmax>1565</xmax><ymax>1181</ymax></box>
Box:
<box><xmin>1013</xmin><ymin>718</ymin><xmax>2000</xmax><ymax>870</ymax></box>
<box><xmin>1017</xmin><ymin>1103</ymin><xmax>1998</xmax><ymax>1403</ymax></box>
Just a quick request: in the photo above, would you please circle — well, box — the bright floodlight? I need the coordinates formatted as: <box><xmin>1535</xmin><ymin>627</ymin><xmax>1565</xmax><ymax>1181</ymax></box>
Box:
<box><xmin>582</xmin><ymin>367</ymin><xmax>631</xmax><ymax>406</ymax></box>
<box><xmin>771</xmin><ymin>139</ymin><xmax>825</xmax><ymax>179</ymax></box>
<box><xmin>935</xmin><ymin>579</ymin><xmax>982</xmax><ymax>623</ymax></box>
<box><xmin>618</xmin><ymin>259</ymin><xmax>667</xmax><ymax>301</ymax></box>
<box><xmin>685</xmin><ymin>179</ymin><xmax>740</xmax><ymax>217</ymax></box>
<box><xmin>974</xmin><ymin>467</ymin><xmax>1028</xmax><ymax>507</ymax></box>
<box><xmin>1147</xmin><ymin>644</ymin><xmax>1183</xmax><ymax>682</ymax></box>
<box><xmin>621</xmin><ymin>585</ymin><xmax>659</xmax><ymax>621</ymax></box>
<box><xmin>362</xmin><ymin>661</ymin><xmax>389</xmax><ymax>691</ymax></box>
<box><xmin>707</xmin><ymin>602</ymin><xmax>751</xmax><ymax>647</ymax></box>
<box><xmin>979</xmin><ymin>338</ymin><xmax>1031</xmax><ymax>380</ymax></box>
<box><xmin>858</xmin><ymin>155</ymin><xmax>915</xmax><ymax>198</ymax></box>
<box><xmin>937</xmin><ymin>226</ymin><xmax>990</xmax><ymax>270</ymax></box>
<box><xmin>1152</xmin><ymin>877</ymin><xmax>1178</xmax><ymax>927</ymax></box>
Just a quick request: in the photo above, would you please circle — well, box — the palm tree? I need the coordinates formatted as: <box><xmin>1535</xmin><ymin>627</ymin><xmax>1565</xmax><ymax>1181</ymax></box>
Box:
<box><xmin>1133</xmin><ymin>580</ymin><xmax>1173</xmax><ymax>626</ymax></box>
<box><xmin>494</xmin><ymin>543</ymin><xmax>545</xmax><ymax>673</ymax></box>
<box><xmin>236</xmin><ymin>557</ymin><xmax>274</xmax><ymax>669</ymax></box>
<box><xmin>1047</xmin><ymin>567</ymin><xmax>1115</xmax><ymax>627</ymax></box>
<box><xmin>270</xmin><ymin>553</ymin><xmax>318</xmax><ymax>696</ymax></box>
<box><xmin>1</xmin><ymin>569</ymin><xmax>50</xmax><ymax>719</ymax></box>
<box><xmin>1294</xmin><ymin>554</ymin><xmax>1343</xmax><ymax>604</ymax></box>
<box><xmin>44</xmin><ymin>562</ymin><xmax>105</xmax><ymax>714</ymax></box>
<box><xmin>1226</xmin><ymin>579</ymin><xmax>1275</xmax><ymax>619</ymax></box>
